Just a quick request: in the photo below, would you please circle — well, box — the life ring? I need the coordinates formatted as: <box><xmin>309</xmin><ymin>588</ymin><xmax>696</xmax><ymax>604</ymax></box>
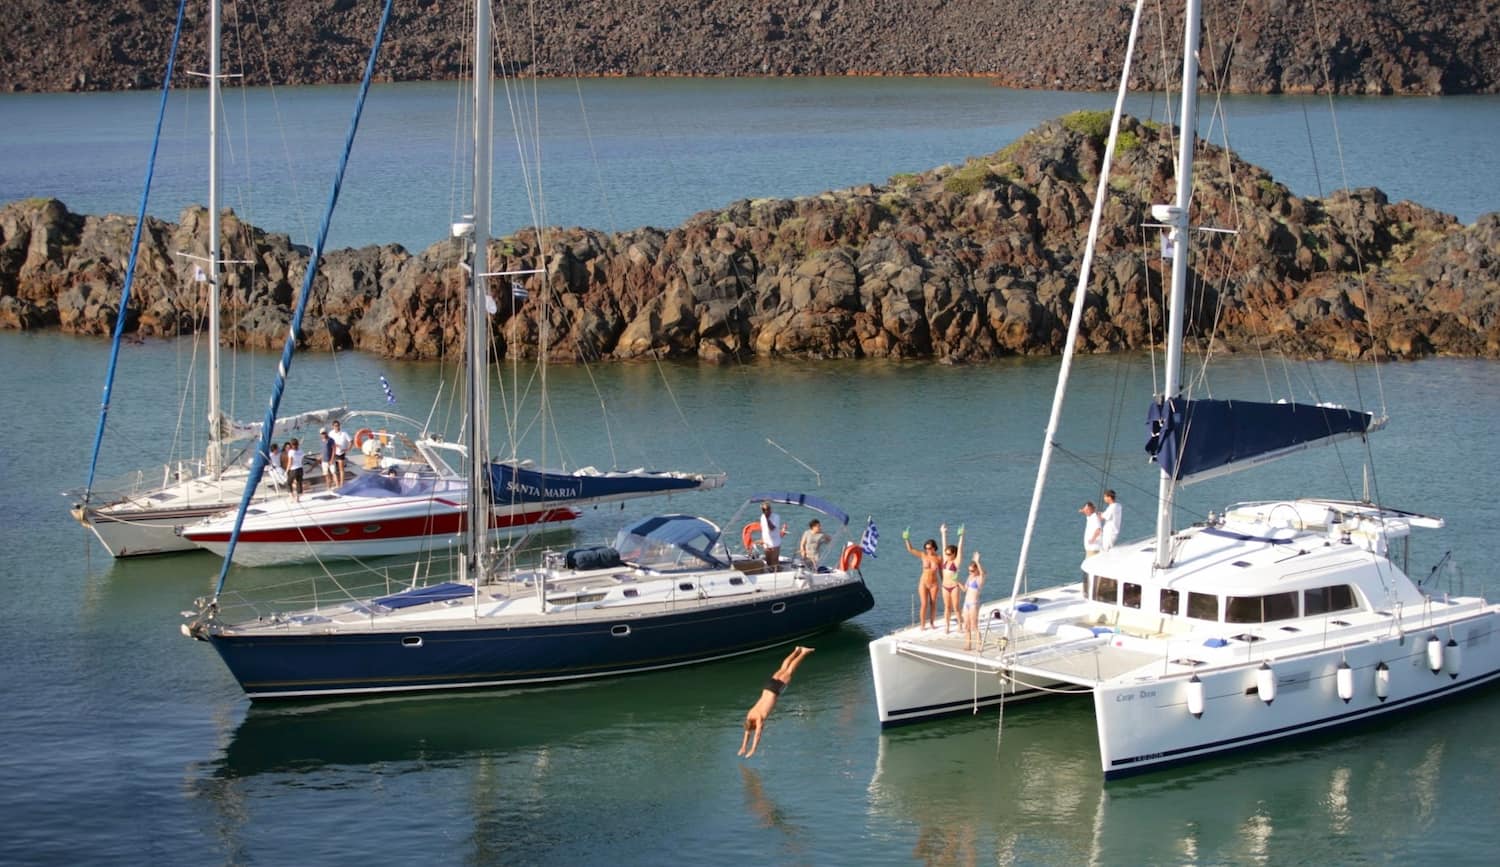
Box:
<box><xmin>840</xmin><ymin>544</ymin><xmax>863</xmax><ymax>572</ymax></box>
<box><xmin>352</xmin><ymin>427</ymin><xmax>375</xmax><ymax>450</ymax></box>
<box><xmin>742</xmin><ymin>521</ymin><xmax>760</xmax><ymax>551</ymax></box>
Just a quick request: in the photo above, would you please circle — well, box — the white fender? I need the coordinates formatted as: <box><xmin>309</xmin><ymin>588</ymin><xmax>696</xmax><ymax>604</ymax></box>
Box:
<box><xmin>1374</xmin><ymin>662</ymin><xmax>1390</xmax><ymax>702</ymax></box>
<box><xmin>1444</xmin><ymin>637</ymin><xmax>1462</xmax><ymax>680</ymax></box>
<box><xmin>1256</xmin><ymin>662</ymin><xmax>1276</xmax><ymax>704</ymax></box>
<box><xmin>1336</xmin><ymin>661</ymin><xmax>1354</xmax><ymax>703</ymax></box>
<box><xmin>1427</xmin><ymin>634</ymin><xmax>1443</xmax><ymax>674</ymax></box>
<box><xmin>1186</xmin><ymin>674</ymin><xmax>1205</xmax><ymax>719</ymax></box>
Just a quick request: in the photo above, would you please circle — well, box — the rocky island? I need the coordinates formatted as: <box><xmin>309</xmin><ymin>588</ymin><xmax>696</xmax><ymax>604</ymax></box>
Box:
<box><xmin>3</xmin><ymin>0</ymin><xmax>1497</xmax><ymax>95</ymax></box>
<box><xmin>3</xmin><ymin>113</ymin><xmax>1496</xmax><ymax>362</ymax></box>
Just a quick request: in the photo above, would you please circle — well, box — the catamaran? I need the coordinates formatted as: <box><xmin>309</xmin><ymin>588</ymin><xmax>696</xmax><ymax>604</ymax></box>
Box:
<box><xmin>868</xmin><ymin>0</ymin><xmax>1500</xmax><ymax>779</ymax></box>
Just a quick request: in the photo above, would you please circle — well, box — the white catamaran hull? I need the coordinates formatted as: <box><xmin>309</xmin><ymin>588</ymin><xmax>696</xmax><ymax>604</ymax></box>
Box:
<box><xmin>1095</xmin><ymin>609</ymin><xmax>1500</xmax><ymax>778</ymax></box>
<box><xmin>870</xmin><ymin>624</ymin><xmax>1064</xmax><ymax>725</ymax></box>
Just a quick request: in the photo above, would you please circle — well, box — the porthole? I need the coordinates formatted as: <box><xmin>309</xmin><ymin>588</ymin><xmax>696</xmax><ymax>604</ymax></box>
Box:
<box><xmin>402</xmin><ymin>636</ymin><xmax>423</xmax><ymax>648</ymax></box>
<box><xmin>611</xmin><ymin>624</ymin><xmax>631</xmax><ymax>637</ymax></box>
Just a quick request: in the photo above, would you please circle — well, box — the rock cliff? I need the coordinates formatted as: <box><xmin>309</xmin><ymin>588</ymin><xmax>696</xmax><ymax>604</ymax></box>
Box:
<box><xmin>3</xmin><ymin>0</ymin><xmax>1497</xmax><ymax>95</ymax></box>
<box><xmin>3</xmin><ymin>114</ymin><xmax>1497</xmax><ymax>361</ymax></box>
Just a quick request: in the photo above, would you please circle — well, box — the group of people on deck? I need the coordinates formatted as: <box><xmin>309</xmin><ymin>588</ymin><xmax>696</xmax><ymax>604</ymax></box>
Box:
<box><xmin>1079</xmin><ymin>489</ymin><xmax>1122</xmax><ymax>557</ymax></box>
<box><xmin>259</xmin><ymin>419</ymin><xmax>354</xmax><ymax>503</ymax></box>
<box><xmin>902</xmin><ymin>523</ymin><xmax>987</xmax><ymax>651</ymax></box>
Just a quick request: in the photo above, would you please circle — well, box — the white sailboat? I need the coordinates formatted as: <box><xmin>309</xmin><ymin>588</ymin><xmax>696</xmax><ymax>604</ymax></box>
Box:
<box><xmin>868</xmin><ymin>0</ymin><xmax>1500</xmax><ymax>778</ymax></box>
<box><xmin>69</xmin><ymin>0</ymin><xmax>351</xmax><ymax>558</ymax></box>
<box><xmin>182</xmin><ymin>1</ymin><xmax>874</xmax><ymax>699</ymax></box>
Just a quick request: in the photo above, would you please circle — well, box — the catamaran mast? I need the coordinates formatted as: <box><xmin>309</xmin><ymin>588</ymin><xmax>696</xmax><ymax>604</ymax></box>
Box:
<box><xmin>205</xmin><ymin>0</ymin><xmax>224</xmax><ymax>475</ymax></box>
<box><xmin>466</xmin><ymin>0</ymin><xmax>495</xmax><ymax>582</ymax></box>
<box><xmin>1153</xmin><ymin>0</ymin><xmax>1203</xmax><ymax>567</ymax></box>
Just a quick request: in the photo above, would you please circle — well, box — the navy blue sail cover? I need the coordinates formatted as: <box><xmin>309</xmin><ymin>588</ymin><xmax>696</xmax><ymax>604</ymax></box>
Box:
<box><xmin>489</xmin><ymin>462</ymin><xmax>709</xmax><ymax>505</ymax></box>
<box><xmin>1146</xmin><ymin>397</ymin><xmax>1375</xmax><ymax>482</ymax></box>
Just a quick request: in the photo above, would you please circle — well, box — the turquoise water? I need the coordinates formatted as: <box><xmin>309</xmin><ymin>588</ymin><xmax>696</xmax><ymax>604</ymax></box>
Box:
<box><xmin>4</xmin><ymin>77</ymin><xmax>1500</xmax><ymax>863</ymax></box>
<box><xmin>1</xmin><ymin>79</ymin><xmax>1496</xmax><ymax>254</ymax></box>
<box><xmin>2</xmin><ymin>327</ymin><xmax>1498</xmax><ymax>863</ymax></box>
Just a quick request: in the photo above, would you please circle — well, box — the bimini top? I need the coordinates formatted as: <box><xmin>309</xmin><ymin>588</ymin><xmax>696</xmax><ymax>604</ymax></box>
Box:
<box><xmin>745</xmin><ymin>492</ymin><xmax>850</xmax><ymax>526</ymax></box>
<box><xmin>613</xmin><ymin>514</ymin><xmax>727</xmax><ymax>570</ymax></box>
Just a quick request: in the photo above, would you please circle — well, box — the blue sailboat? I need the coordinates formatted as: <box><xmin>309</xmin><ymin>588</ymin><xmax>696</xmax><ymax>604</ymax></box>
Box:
<box><xmin>183</xmin><ymin>4</ymin><xmax>872</xmax><ymax>699</ymax></box>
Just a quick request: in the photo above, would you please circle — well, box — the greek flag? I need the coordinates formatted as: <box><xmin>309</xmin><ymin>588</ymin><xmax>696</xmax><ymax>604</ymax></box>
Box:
<box><xmin>511</xmin><ymin>280</ymin><xmax>529</xmax><ymax>300</ymax></box>
<box><xmin>379</xmin><ymin>375</ymin><xmax>396</xmax><ymax>405</ymax></box>
<box><xmin>860</xmin><ymin>518</ymin><xmax>879</xmax><ymax>558</ymax></box>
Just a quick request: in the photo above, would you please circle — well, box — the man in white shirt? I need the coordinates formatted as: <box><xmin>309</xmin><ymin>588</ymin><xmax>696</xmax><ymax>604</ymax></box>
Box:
<box><xmin>759</xmin><ymin>502</ymin><xmax>785</xmax><ymax>571</ymax></box>
<box><xmin>1080</xmin><ymin>501</ymin><xmax>1103</xmax><ymax>557</ymax></box>
<box><xmin>328</xmin><ymin>419</ymin><xmax>353</xmax><ymax>486</ymax></box>
<box><xmin>1101</xmin><ymin>489</ymin><xmax>1122</xmax><ymax>551</ymax></box>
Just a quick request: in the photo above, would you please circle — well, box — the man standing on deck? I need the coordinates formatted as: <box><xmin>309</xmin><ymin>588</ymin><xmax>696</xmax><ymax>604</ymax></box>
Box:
<box><xmin>1101</xmin><ymin>490</ymin><xmax>1122</xmax><ymax>551</ymax></box>
<box><xmin>760</xmin><ymin>502</ymin><xmax>785</xmax><ymax>571</ymax></box>
<box><xmin>1080</xmin><ymin>501</ymin><xmax>1102</xmax><ymax>557</ymax></box>
<box><xmin>329</xmin><ymin>420</ymin><xmax>352</xmax><ymax>487</ymax></box>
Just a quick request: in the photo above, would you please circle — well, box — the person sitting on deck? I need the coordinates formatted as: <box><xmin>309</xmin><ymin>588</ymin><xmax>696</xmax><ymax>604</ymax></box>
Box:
<box><xmin>738</xmin><ymin>646</ymin><xmax>815</xmax><ymax>758</ymax></box>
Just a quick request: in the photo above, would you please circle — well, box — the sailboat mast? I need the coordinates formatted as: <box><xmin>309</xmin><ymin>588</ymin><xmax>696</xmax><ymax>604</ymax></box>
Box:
<box><xmin>205</xmin><ymin>0</ymin><xmax>223</xmax><ymax>475</ymax></box>
<box><xmin>467</xmin><ymin>0</ymin><xmax>495</xmax><ymax>581</ymax></box>
<box><xmin>1153</xmin><ymin>0</ymin><xmax>1203</xmax><ymax>567</ymax></box>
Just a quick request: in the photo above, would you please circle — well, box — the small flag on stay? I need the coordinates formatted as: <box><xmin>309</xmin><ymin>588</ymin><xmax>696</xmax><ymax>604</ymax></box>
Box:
<box><xmin>860</xmin><ymin>518</ymin><xmax>879</xmax><ymax>558</ymax></box>
<box><xmin>511</xmin><ymin>280</ymin><xmax>529</xmax><ymax>300</ymax></box>
<box><xmin>379</xmin><ymin>375</ymin><xmax>396</xmax><ymax>405</ymax></box>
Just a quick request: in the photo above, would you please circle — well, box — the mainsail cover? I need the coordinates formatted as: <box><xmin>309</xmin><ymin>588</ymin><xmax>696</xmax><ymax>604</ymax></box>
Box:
<box><xmin>489</xmin><ymin>461</ymin><xmax>726</xmax><ymax>506</ymax></box>
<box><xmin>1146</xmin><ymin>397</ymin><xmax>1381</xmax><ymax>484</ymax></box>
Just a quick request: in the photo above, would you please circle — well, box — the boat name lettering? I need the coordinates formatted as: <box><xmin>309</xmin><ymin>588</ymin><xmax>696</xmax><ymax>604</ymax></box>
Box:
<box><xmin>506</xmin><ymin>480</ymin><xmax>583</xmax><ymax>499</ymax></box>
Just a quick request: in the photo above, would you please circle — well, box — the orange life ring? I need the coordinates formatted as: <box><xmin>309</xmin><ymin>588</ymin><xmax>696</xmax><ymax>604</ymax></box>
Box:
<box><xmin>352</xmin><ymin>427</ymin><xmax>375</xmax><ymax>450</ymax></box>
<box><xmin>742</xmin><ymin>521</ymin><xmax>760</xmax><ymax>551</ymax></box>
<box><xmin>840</xmin><ymin>544</ymin><xmax>863</xmax><ymax>572</ymax></box>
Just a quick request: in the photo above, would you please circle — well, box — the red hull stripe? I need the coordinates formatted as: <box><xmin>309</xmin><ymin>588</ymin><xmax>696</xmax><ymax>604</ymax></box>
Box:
<box><xmin>186</xmin><ymin>507</ymin><xmax>579</xmax><ymax>544</ymax></box>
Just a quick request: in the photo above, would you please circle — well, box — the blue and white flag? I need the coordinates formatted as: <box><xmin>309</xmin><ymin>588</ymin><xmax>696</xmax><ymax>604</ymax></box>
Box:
<box><xmin>511</xmin><ymin>280</ymin><xmax>529</xmax><ymax>300</ymax></box>
<box><xmin>860</xmin><ymin>518</ymin><xmax>879</xmax><ymax>559</ymax></box>
<box><xmin>379</xmin><ymin>374</ymin><xmax>396</xmax><ymax>405</ymax></box>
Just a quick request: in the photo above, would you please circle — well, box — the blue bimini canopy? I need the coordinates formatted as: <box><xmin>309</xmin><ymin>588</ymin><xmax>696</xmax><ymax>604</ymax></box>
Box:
<box><xmin>744</xmin><ymin>492</ymin><xmax>850</xmax><ymax>527</ymax></box>
<box><xmin>1146</xmin><ymin>397</ymin><xmax>1379</xmax><ymax>485</ymax></box>
<box><xmin>613</xmin><ymin>514</ymin><xmax>727</xmax><ymax>570</ymax></box>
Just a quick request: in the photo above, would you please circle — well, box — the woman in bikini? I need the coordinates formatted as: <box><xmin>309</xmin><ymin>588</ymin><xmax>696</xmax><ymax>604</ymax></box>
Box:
<box><xmin>962</xmin><ymin>551</ymin><xmax>985</xmax><ymax>650</ymax></box>
<box><xmin>903</xmin><ymin>527</ymin><xmax>942</xmax><ymax>630</ymax></box>
<box><xmin>739</xmin><ymin>645</ymin><xmax>815</xmax><ymax>758</ymax></box>
<box><xmin>939</xmin><ymin>523</ymin><xmax>965</xmax><ymax>634</ymax></box>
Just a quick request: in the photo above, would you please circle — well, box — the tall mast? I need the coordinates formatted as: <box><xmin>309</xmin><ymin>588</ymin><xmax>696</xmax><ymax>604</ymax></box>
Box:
<box><xmin>467</xmin><ymin>0</ymin><xmax>495</xmax><ymax>582</ymax></box>
<box><xmin>205</xmin><ymin>0</ymin><xmax>224</xmax><ymax>475</ymax></box>
<box><xmin>1153</xmin><ymin>0</ymin><xmax>1203</xmax><ymax>567</ymax></box>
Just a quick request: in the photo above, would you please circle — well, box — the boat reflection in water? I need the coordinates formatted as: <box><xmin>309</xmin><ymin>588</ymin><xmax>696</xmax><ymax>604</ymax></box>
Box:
<box><xmin>868</xmin><ymin>681</ymin><xmax>1499</xmax><ymax>864</ymax></box>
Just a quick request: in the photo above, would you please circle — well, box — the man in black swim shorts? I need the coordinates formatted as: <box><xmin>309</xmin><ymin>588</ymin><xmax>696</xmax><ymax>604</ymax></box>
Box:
<box><xmin>738</xmin><ymin>645</ymin><xmax>815</xmax><ymax>758</ymax></box>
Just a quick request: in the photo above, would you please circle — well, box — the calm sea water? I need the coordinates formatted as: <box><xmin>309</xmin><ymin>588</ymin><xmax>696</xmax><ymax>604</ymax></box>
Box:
<box><xmin>1</xmin><ymin>78</ymin><xmax>1496</xmax><ymax>254</ymax></box>
<box><xmin>2</xmin><ymin>328</ymin><xmax>1498</xmax><ymax>864</ymax></box>
<box><xmin>3</xmin><ymin>78</ymin><xmax>1500</xmax><ymax>864</ymax></box>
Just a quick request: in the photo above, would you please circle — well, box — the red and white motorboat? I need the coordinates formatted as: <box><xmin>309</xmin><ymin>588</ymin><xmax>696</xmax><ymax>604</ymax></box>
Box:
<box><xmin>183</xmin><ymin>439</ymin><xmax>569</xmax><ymax>566</ymax></box>
<box><xmin>183</xmin><ymin>437</ymin><xmax>726</xmax><ymax>566</ymax></box>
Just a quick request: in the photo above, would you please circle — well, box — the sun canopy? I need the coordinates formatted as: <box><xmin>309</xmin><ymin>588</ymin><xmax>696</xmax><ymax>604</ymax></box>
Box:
<box><xmin>613</xmin><ymin>514</ymin><xmax>727</xmax><ymax>570</ymax></box>
<box><xmin>744</xmin><ymin>492</ymin><xmax>850</xmax><ymax>526</ymax></box>
<box><xmin>1146</xmin><ymin>397</ymin><xmax>1382</xmax><ymax>485</ymax></box>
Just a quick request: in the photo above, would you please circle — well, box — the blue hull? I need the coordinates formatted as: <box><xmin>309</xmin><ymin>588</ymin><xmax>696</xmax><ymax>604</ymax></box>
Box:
<box><xmin>210</xmin><ymin>583</ymin><xmax>875</xmax><ymax>699</ymax></box>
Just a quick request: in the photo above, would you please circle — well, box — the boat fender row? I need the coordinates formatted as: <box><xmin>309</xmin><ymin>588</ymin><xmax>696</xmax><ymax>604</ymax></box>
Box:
<box><xmin>1428</xmin><ymin>634</ymin><xmax>1462</xmax><ymax>679</ymax></box>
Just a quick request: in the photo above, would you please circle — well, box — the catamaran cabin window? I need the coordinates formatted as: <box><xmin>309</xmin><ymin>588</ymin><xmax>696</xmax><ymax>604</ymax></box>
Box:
<box><xmin>1091</xmin><ymin>576</ymin><xmax>1118</xmax><ymax>604</ymax></box>
<box><xmin>1226</xmin><ymin>591</ymin><xmax>1299</xmax><ymax>623</ymax></box>
<box><xmin>1304</xmin><ymin>585</ymin><xmax>1358</xmax><ymax>616</ymax></box>
<box><xmin>1186</xmin><ymin>591</ymin><xmax>1220</xmax><ymax>621</ymax></box>
<box><xmin>1159</xmin><ymin>588</ymin><xmax>1180</xmax><ymax>616</ymax></box>
<box><xmin>1122</xmin><ymin>582</ymin><xmax>1142</xmax><ymax>609</ymax></box>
